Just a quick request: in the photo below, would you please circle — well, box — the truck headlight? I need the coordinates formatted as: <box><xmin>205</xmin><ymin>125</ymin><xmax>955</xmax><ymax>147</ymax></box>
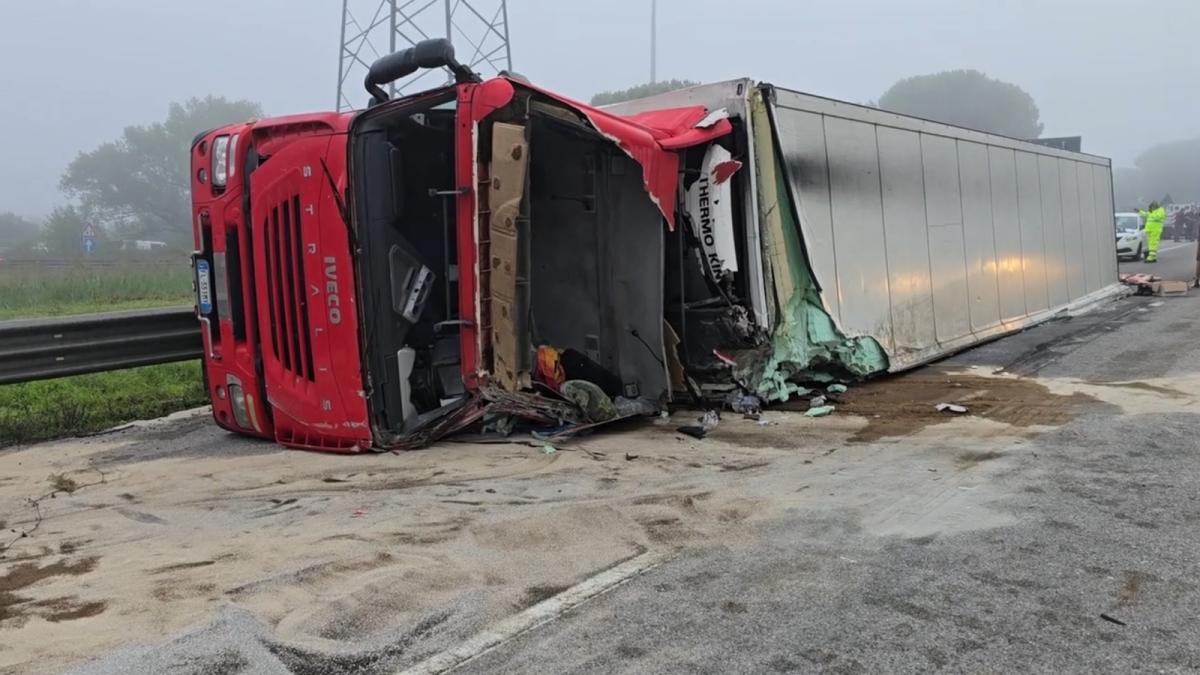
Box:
<box><xmin>212</xmin><ymin>135</ymin><xmax>230</xmax><ymax>188</ymax></box>
<box><xmin>226</xmin><ymin>379</ymin><xmax>251</xmax><ymax>429</ymax></box>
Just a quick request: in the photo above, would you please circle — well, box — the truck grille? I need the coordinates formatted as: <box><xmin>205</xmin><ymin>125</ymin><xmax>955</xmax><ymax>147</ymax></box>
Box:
<box><xmin>263</xmin><ymin>194</ymin><xmax>315</xmax><ymax>381</ymax></box>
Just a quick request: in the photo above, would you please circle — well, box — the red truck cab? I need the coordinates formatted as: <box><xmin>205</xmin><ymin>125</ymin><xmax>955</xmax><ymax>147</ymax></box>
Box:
<box><xmin>192</xmin><ymin>110</ymin><xmax>370</xmax><ymax>451</ymax></box>
<box><xmin>191</xmin><ymin>40</ymin><xmax>738</xmax><ymax>452</ymax></box>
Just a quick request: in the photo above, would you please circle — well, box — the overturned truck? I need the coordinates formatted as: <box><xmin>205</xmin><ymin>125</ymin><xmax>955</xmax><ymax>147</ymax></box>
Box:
<box><xmin>189</xmin><ymin>40</ymin><xmax>1119</xmax><ymax>452</ymax></box>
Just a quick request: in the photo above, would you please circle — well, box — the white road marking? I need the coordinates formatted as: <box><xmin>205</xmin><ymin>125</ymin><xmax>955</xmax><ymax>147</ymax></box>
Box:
<box><xmin>1158</xmin><ymin>241</ymin><xmax>1196</xmax><ymax>254</ymax></box>
<box><xmin>397</xmin><ymin>551</ymin><xmax>672</xmax><ymax>674</ymax></box>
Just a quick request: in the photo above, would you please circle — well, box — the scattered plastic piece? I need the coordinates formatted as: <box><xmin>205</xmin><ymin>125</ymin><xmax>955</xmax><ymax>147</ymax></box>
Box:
<box><xmin>625</xmin><ymin>452</ymin><xmax>640</xmax><ymax>461</ymax></box>
<box><xmin>541</xmin><ymin>445</ymin><xmax>558</xmax><ymax>455</ymax></box>
<box><xmin>805</xmin><ymin>406</ymin><xmax>835</xmax><ymax>418</ymax></box>
<box><xmin>935</xmin><ymin>403</ymin><xmax>968</xmax><ymax>414</ymax></box>
<box><xmin>1148</xmin><ymin>301</ymin><xmax>1165</xmax><ymax>307</ymax></box>
<box><xmin>713</xmin><ymin>349</ymin><xmax>738</xmax><ymax>367</ymax></box>
<box><xmin>700</xmin><ymin>410</ymin><xmax>721</xmax><ymax>431</ymax></box>
<box><xmin>351</xmin><ymin>509</ymin><xmax>368</xmax><ymax>519</ymax></box>
<box><xmin>809</xmin><ymin>395</ymin><xmax>828</xmax><ymax>409</ymax></box>
<box><xmin>659</xmin><ymin>410</ymin><xmax>670</xmax><ymax>419</ymax></box>
<box><xmin>1100</xmin><ymin>613</ymin><xmax>1127</xmax><ymax>626</ymax></box>
<box><xmin>724</xmin><ymin>391</ymin><xmax>763</xmax><ymax>415</ymax></box>
<box><xmin>677</xmin><ymin>426</ymin><xmax>707</xmax><ymax>439</ymax></box>
<box><xmin>827</xmin><ymin>384</ymin><xmax>848</xmax><ymax>394</ymax></box>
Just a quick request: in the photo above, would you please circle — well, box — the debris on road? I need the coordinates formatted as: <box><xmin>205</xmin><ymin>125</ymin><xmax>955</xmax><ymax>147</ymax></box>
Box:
<box><xmin>1158</xmin><ymin>281</ymin><xmax>1190</xmax><ymax>296</ymax></box>
<box><xmin>809</xmin><ymin>395</ymin><xmax>828</xmax><ymax>409</ymax></box>
<box><xmin>614</xmin><ymin>396</ymin><xmax>659</xmax><ymax>418</ymax></box>
<box><xmin>1100</xmin><ymin>613</ymin><xmax>1128</xmax><ymax>627</ymax></box>
<box><xmin>805</xmin><ymin>406</ymin><xmax>836</xmax><ymax>418</ymax></box>
<box><xmin>1120</xmin><ymin>273</ymin><xmax>1191</xmax><ymax>297</ymax></box>
<box><xmin>1120</xmin><ymin>272</ymin><xmax>1159</xmax><ymax>284</ymax></box>
<box><xmin>827</xmin><ymin>384</ymin><xmax>848</xmax><ymax>394</ymax></box>
<box><xmin>677</xmin><ymin>426</ymin><xmax>708</xmax><ymax>440</ymax></box>
<box><xmin>700</xmin><ymin>410</ymin><xmax>721</xmax><ymax>431</ymax></box>
<box><xmin>936</xmin><ymin>403</ymin><xmax>969</xmax><ymax>414</ymax></box>
<box><xmin>561</xmin><ymin>380</ymin><xmax>618</xmax><ymax>423</ymax></box>
<box><xmin>541</xmin><ymin>445</ymin><xmax>558</xmax><ymax>455</ymax></box>
<box><xmin>724</xmin><ymin>391</ymin><xmax>763</xmax><ymax>415</ymax></box>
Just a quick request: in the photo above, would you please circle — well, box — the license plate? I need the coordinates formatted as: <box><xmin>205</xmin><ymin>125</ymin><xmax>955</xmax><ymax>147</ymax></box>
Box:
<box><xmin>196</xmin><ymin>260</ymin><xmax>213</xmax><ymax>315</ymax></box>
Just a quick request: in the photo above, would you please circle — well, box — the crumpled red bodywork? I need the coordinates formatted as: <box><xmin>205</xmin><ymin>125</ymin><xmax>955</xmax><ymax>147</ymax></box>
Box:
<box><xmin>503</xmin><ymin>78</ymin><xmax>734</xmax><ymax>229</ymax></box>
<box><xmin>192</xmin><ymin>74</ymin><xmax>737</xmax><ymax>454</ymax></box>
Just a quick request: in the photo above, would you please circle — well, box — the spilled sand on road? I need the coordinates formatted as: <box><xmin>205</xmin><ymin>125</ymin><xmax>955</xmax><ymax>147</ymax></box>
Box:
<box><xmin>4</xmin><ymin>366</ymin><xmax>1188</xmax><ymax>672</ymax></box>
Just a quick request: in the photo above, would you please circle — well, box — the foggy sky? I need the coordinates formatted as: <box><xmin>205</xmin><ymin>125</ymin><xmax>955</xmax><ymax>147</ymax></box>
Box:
<box><xmin>1</xmin><ymin>0</ymin><xmax>1196</xmax><ymax>218</ymax></box>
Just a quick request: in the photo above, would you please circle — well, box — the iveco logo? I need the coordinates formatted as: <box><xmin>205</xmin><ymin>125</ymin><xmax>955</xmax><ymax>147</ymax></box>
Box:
<box><xmin>324</xmin><ymin>256</ymin><xmax>342</xmax><ymax>325</ymax></box>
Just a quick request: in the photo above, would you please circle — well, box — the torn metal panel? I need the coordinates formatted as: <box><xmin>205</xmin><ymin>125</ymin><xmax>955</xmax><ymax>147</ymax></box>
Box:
<box><xmin>737</xmin><ymin>90</ymin><xmax>889</xmax><ymax>402</ymax></box>
<box><xmin>505</xmin><ymin>77</ymin><xmax>733</xmax><ymax>229</ymax></box>
<box><xmin>601</xmin><ymin>80</ymin><xmax>770</xmax><ymax>332</ymax></box>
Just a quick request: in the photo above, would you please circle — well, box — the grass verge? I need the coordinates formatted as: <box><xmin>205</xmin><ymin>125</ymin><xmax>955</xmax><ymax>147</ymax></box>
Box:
<box><xmin>0</xmin><ymin>264</ymin><xmax>193</xmax><ymax>320</ymax></box>
<box><xmin>0</xmin><ymin>361</ymin><xmax>208</xmax><ymax>447</ymax></box>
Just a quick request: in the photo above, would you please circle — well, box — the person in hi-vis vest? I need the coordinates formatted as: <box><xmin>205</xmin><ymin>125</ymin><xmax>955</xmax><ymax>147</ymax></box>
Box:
<box><xmin>1138</xmin><ymin>201</ymin><xmax>1166</xmax><ymax>263</ymax></box>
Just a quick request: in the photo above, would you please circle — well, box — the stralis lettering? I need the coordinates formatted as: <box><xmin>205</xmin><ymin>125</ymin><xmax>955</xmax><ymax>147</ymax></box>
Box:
<box><xmin>324</xmin><ymin>256</ymin><xmax>342</xmax><ymax>324</ymax></box>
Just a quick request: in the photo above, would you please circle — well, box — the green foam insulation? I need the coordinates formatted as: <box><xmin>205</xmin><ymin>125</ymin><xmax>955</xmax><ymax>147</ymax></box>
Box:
<box><xmin>737</xmin><ymin>92</ymin><xmax>889</xmax><ymax>402</ymax></box>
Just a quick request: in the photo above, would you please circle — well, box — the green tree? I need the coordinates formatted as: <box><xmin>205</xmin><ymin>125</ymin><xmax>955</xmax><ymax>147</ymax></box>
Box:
<box><xmin>0</xmin><ymin>212</ymin><xmax>40</xmax><ymax>249</ymax></box>
<box><xmin>877</xmin><ymin>70</ymin><xmax>1044</xmax><ymax>139</ymax></box>
<box><xmin>1134</xmin><ymin>137</ymin><xmax>1200</xmax><ymax>204</ymax></box>
<box><xmin>59</xmin><ymin>96</ymin><xmax>262</xmax><ymax>245</ymax></box>
<box><xmin>590</xmin><ymin>79</ymin><xmax>701</xmax><ymax>106</ymax></box>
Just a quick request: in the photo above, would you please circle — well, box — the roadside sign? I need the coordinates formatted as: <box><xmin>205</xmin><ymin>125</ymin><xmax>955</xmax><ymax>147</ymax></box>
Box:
<box><xmin>81</xmin><ymin>222</ymin><xmax>97</xmax><ymax>255</ymax></box>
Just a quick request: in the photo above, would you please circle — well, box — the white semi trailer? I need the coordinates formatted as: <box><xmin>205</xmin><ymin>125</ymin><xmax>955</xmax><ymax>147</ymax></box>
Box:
<box><xmin>610</xmin><ymin>80</ymin><xmax>1119</xmax><ymax>399</ymax></box>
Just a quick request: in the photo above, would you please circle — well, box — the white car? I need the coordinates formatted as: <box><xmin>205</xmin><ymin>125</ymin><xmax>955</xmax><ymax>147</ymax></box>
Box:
<box><xmin>1114</xmin><ymin>212</ymin><xmax>1146</xmax><ymax>261</ymax></box>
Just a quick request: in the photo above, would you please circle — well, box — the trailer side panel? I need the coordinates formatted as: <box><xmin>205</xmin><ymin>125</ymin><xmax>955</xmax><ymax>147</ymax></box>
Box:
<box><xmin>768</xmin><ymin>86</ymin><xmax>1119</xmax><ymax>371</ymax></box>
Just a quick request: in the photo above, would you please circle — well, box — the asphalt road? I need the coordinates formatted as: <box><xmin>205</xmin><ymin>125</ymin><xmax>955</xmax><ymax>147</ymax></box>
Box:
<box><xmin>7</xmin><ymin>292</ymin><xmax>1199</xmax><ymax>675</ymax></box>
<box><xmin>464</xmin><ymin>294</ymin><xmax>1200</xmax><ymax>674</ymax></box>
<box><xmin>1120</xmin><ymin>239</ymin><xmax>1198</xmax><ymax>282</ymax></box>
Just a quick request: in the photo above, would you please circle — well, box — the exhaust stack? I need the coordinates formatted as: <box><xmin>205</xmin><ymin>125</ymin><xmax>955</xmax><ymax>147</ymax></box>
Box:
<box><xmin>364</xmin><ymin>39</ymin><xmax>479</xmax><ymax>105</ymax></box>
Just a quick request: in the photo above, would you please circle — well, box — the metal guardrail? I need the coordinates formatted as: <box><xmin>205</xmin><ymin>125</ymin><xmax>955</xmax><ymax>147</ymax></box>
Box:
<box><xmin>0</xmin><ymin>307</ymin><xmax>202</xmax><ymax>385</ymax></box>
